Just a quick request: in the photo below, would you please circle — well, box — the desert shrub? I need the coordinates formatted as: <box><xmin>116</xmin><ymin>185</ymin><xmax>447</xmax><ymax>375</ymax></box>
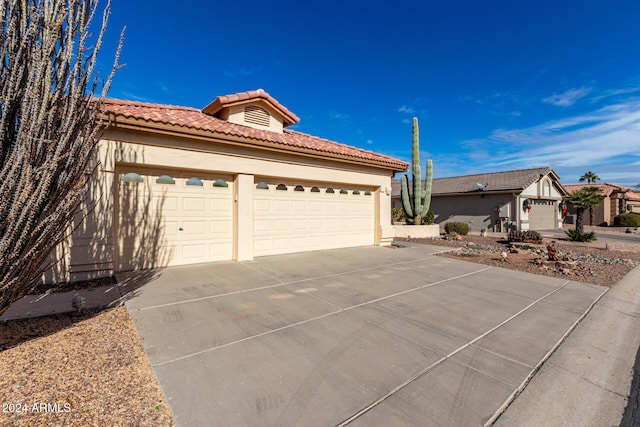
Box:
<box><xmin>423</xmin><ymin>210</ymin><xmax>435</xmax><ymax>225</ymax></box>
<box><xmin>613</xmin><ymin>213</ymin><xmax>640</xmax><ymax>227</ymax></box>
<box><xmin>391</xmin><ymin>208</ymin><xmax>405</xmax><ymax>223</ymax></box>
<box><xmin>444</xmin><ymin>221</ymin><xmax>469</xmax><ymax>235</ymax></box>
<box><xmin>508</xmin><ymin>230</ymin><xmax>542</xmax><ymax>243</ymax></box>
<box><xmin>565</xmin><ymin>230</ymin><xmax>597</xmax><ymax>242</ymax></box>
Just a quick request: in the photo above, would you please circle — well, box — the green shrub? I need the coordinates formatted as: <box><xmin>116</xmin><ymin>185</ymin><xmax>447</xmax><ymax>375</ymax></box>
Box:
<box><xmin>391</xmin><ymin>208</ymin><xmax>405</xmax><ymax>223</ymax></box>
<box><xmin>613</xmin><ymin>213</ymin><xmax>640</xmax><ymax>227</ymax></box>
<box><xmin>444</xmin><ymin>221</ymin><xmax>469</xmax><ymax>235</ymax></box>
<box><xmin>565</xmin><ymin>230</ymin><xmax>597</xmax><ymax>242</ymax></box>
<box><xmin>508</xmin><ymin>230</ymin><xmax>542</xmax><ymax>243</ymax></box>
<box><xmin>423</xmin><ymin>210</ymin><xmax>435</xmax><ymax>225</ymax></box>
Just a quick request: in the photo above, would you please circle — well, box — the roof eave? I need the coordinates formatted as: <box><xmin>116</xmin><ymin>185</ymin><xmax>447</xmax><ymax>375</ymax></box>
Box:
<box><xmin>100</xmin><ymin>115</ymin><xmax>407</xmax><ymax>171</ymax></box>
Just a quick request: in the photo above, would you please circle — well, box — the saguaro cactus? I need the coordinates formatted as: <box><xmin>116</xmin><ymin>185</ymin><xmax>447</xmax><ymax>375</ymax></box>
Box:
<box><xmin>401</xmin><ymin>117</ymin><xmax>433</xmax><ymax>225</ymax></box>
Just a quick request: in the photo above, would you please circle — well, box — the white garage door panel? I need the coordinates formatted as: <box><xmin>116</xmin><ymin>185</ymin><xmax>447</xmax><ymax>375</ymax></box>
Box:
<box><xmin>254</xmin><ymin>184</ymin><xmax>375</xmax><ymax>257</ymax></box>
<box><xmin>529</xmin><ymin>200</ymin><xmax>556</xmax><ymax>230</ymax></box>
<box><xmin>117</xmin><ymin>170</ymin><xmax>233</xmax><ymax>270</ymax></box>
<box><xmin>182</xmin><ymin>243</ymin><xmax>208</xmax><ymax>260</ymax></box>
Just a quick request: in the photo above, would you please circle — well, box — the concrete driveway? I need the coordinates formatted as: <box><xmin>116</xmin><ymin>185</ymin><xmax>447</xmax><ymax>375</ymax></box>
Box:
<box><xmin>124</xmin><ymin>243</ymin><xmax>606</xmax><ymax>426</ymax></box>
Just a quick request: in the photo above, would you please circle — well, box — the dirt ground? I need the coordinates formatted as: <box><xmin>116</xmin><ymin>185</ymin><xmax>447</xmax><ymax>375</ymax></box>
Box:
<box><xmin>400</xmin><ymin>233</ymin><xmax>640</xmax><ymax>288</ymax></box>
<box><xmin>0</xmin><ymin>307</ymin><xmax>175</xmax><ymax>427</ymax></box>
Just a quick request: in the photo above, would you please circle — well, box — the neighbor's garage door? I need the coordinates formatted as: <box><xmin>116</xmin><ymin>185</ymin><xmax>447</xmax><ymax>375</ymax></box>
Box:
<box><xmin>116</xmin><ymin>168</ymin><xmax>233</xmax><ymax>270</ymax></box>
<box><xmin>528</xmin><ymin>200</ymin><xmax>556</xmax><ymax>230</ymax></box>
<box><xmin>253</xmin><ymin>183</ymin><xmax>374</xmax><ymax>257</ymax></box>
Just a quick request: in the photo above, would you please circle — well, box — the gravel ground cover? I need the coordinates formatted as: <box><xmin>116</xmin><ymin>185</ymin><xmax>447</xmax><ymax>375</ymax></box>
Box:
<box><xmin>0</xmin><ymin>307</ymin><xmax>175</xmax><ymax>427</ymax></box>
<box><xmin>399</xmin><ymin>234</ymin><xmax>640</xmax><ymax>287</ymax></box>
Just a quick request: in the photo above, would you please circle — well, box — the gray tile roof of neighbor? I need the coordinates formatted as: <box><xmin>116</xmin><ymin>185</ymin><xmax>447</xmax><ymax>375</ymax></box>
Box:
<box><xmin>392</xmin><ymin>167</ymin><xmax>560</xmax><ymax>196</ymax></box>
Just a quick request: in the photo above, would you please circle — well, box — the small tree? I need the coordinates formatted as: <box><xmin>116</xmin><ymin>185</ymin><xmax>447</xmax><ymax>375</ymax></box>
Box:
<box><xmin>579</xmin><ymin>171</ymin><xmax>600</xmax><ymax>225</ymax></box>
<box><xmin>564</xmin><ymin>187</ymin><xmax>603</xmax><ymax>235</ymax></box>
<box><xmin>0</xmin><ymin>0</ymin><xmax>123</xmax><ymax>315</ymax></box>
<box><xmin>579</xmin><ymin>171</ymin><xmax>600</xmax><ymax>184</ymax></box>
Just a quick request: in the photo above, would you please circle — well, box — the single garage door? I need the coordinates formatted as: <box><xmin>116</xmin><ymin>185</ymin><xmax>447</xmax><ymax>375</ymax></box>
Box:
<box><xmin>116</xmin><ymin>168</ymin><xmax>233</xmax><ymax>270</ymax></box>
<box><xmin>254</xmin><ymin>182</ymin><xmax>375</xmax><ymax>257</ymax></box>
<box><xmin>528</xmin><ymin>200</ymin><xmax>556</xmax><ymax>230</ymax></box>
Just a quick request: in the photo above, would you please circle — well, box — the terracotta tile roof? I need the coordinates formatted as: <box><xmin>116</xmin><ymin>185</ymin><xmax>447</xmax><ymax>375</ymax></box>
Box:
<box><xmin>625</xmin><ymin>191</ymin><xmax>640</xmax><ymax>201</ymax></box>
<box><xmin>101</xmin><ymin>98</ymin><xmax>407</xmax><ymax>170</ymax></box>
<box><xmin>201</xmin><ymin>89</ymin><xmax>300</xmax><ymax>126</ymax></box>
<box><xmin>564</xmin><ymin>183</ymin><xmax>631</xmax><ymax>197</ymax></box>
<box><xmin>391</xmin><ymin>167</ymin><xmax>560</xmax><ymax>196</ymax></box>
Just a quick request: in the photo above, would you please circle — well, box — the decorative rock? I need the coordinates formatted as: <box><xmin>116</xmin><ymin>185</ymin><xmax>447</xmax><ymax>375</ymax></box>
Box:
<box><xmin>556</xmin><ymin>260</ymin><xmax>577</xmax><ymax>269</ymax></box>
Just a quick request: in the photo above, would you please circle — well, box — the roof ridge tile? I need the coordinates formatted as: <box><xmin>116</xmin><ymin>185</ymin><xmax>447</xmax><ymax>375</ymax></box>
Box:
<box><xmin>101</xmin><ymin>97</ymin><xmax>407</xmax><ymax>169</ymax></box>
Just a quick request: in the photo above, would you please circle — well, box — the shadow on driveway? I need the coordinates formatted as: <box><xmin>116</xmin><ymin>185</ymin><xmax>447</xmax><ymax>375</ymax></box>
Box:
<box><xmin>125</xmin><ymin>244</ymin><xmax>606</xmax><ymax>427</ymax></box>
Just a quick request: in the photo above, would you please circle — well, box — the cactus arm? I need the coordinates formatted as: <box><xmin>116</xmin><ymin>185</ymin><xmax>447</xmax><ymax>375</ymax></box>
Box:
<box><xmin>420</xmin><ymin>159</ymin><xmax>433</xmax><ymax>216</ymax></box>
<box><xmin>401</xmin><ymin>174</ymin><xmax>414</xmax><ymax>218</ymax></box>
<box><xmin>411</xmin><ymin>118</ymin><xmax>423</xmax><ymax>214</ymax></box>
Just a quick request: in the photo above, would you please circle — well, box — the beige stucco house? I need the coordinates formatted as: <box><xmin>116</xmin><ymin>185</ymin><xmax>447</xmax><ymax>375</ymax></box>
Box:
<box><xmin>564</xmin><ymin>183</ymin><xmax>640</xmax><ymax>226</ymax></box>
<box><xmin>44</xmin><ymin>89</ymin><xmax>407</xmax><ymax>283</ymax></box>
<box><xmin>391</xmin><ymin>167</ymin><xmax>567</xmax><ymax>232</ymax></box>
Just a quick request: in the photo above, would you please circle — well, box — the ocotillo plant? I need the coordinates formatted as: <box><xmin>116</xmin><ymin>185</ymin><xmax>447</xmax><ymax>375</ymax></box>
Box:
<box><xmin>401</xmin><ymin>117</ymin><xmax>433</xmax><ymax>225</ymax></box>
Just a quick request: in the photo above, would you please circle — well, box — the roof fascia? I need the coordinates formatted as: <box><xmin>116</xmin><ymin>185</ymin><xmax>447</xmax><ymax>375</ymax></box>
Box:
<box><xmin>100</xmin><ymin>116</ymin><xmax>407</xmax><ymax>173</ymax></box>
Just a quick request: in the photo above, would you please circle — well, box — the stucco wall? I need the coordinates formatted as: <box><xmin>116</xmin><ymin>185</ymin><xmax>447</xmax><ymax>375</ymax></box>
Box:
<box><xmin>42</xmin><ymin>128</ymin><xmax>396</xmax><ymax>283</ymax></box>
<box><xmin>431</xmin><ymin>193</ymin><xmax>515</xmax><ymax>232</ymax></box>
<box><xmin>567</xmin><ymin>199</ymin><xmax>607</xmax><ymax>226</ymax></box>
<box><xmin>521</xmin><ymin>177</ymin><xmax>565</xmax><ymax>199</ymax></box>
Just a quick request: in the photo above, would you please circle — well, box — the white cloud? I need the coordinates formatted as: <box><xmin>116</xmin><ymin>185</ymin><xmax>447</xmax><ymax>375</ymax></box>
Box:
<box><xmin>542</xmin><ymin>87</ymin><xmax>592</xmax><ymax>107</ymax></box>
<box><xmin>328</xmin><ymin>111</ymin><xmax>349</xmax><ymax>120</ymax></box>
<box><xmin>366</xmin><ymin>139</ymin><xmax>373</xmax><ymax>145</ymax></box>
<box><xmin>461</xmin><ymin>98</ymin><xmax>640</xmax><ymax>185</ymax></box>
<box><xmin>589</xmin><ymin>86</ymin><xmax>640</xmax><ymax>103</ymax></box>
<box><xmin>223</xmin><ymin>67</ymin><xmax>256</xmax><ymax>78</ymax></box>
<box><xmin>398</xmin><ymin>105</ymin><xmax>415</xmax><ymax>114</ymax></box>
<box><xmin>117</xmin><ymin>91</ymin><xmax>155</xmax><ymax>103</ymax></box>
<box><xmin>155</xmin><ymin>81</ymin><xmax>169</xmax><ymax>93</ymax></box>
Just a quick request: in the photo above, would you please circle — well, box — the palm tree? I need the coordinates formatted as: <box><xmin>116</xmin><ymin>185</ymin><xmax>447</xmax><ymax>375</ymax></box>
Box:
<box><xmin>579</xmin><ymin>171</ymin><xmax>600</xmax><ymax>184</ymax></box>
<box><xmin>564</xmin><ymin>187</ymin><xmax>603</xmax><ymax>234</ymax></box>
<box><xmin>579</xmin><ymin>171</ymin><xmax>601</xmax><ymax>225</ymax></box>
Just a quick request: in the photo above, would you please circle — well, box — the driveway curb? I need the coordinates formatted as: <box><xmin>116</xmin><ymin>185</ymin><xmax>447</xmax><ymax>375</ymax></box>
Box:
<box><xmin>486</xmin><ymin>285</ymin><xmax>609</xmax><ymax>425</ymax></box>
<box><xmin>493</xmin><ymin>264</ymin><xmax>640</xmax><ymax>427</ymax></box>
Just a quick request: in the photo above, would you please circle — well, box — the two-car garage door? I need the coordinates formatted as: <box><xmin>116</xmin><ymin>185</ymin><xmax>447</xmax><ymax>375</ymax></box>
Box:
<box><xmin>117</xmin><ymin>170</ymin><xmax>376</xmax><ymax>270</ymax></box>
<box><xmin>253</xmin><ymin>183</ymin><xmax>375</xmax><ymax>257</ymax></box>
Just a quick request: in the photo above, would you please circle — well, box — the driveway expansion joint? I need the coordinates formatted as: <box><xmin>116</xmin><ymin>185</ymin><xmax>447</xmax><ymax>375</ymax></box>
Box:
<box><xmin>485</xmin><ymin>285</ymin><xmax>609</xmax><ymax>426</ymax></box>
<box><xmin>547</xmin><ymin>360</ymin><xmax>628</xmax><ymax>398</ymax></box>
<box><xmin>337</xmin><ymin>280</ymin><xmax>573</xmax><ymax>426</ymax></box>
<box><xmin>152</xmin><ymin>266</ymin><xmax>494</xmax><ymax>367</ymax></box>
<box><xmin>134</xmin><ymin>255</ymin><xmax>440</xmax><ymax>312</ymax></box>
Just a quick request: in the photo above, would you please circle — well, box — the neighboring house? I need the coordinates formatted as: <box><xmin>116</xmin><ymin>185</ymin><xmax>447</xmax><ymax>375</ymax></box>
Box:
<box><xmin>563</xmin><ymin>183</ymin><xmax>640</xmax><ymax>226</ymax></box>
<box><xmin>391</xmin><ymin>167</ymin><xmax>567</xmax><ymax>232</ymax></box>
<box><xmin>44</xmin><ymin>89</ymin><xmax>407</xmax><ymax>283</ymax></box>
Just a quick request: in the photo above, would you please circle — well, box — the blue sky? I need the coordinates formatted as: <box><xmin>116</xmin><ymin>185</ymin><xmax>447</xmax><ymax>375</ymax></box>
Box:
<box><xmin>98</xmin><ymin>1</ymin><xmax>640</xmax><ymax>186</ymax></box>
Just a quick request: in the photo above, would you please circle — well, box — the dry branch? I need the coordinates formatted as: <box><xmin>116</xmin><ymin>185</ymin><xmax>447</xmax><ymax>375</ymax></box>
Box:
<box><xmin>0</xmin><ymin>0</ymin><xmax>123</xmax><ymax>315</ymax></box>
